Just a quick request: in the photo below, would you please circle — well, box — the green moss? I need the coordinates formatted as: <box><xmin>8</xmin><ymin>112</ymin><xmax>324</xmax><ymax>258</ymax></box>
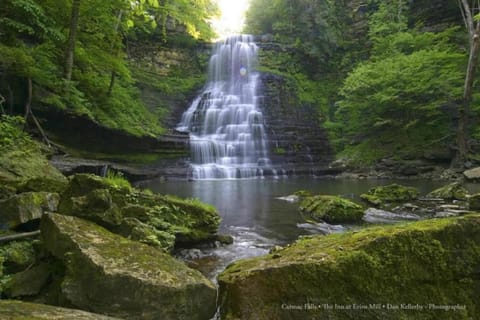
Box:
<box><xmin>360</xmin><ymin>184</ymin><xmax>419</xmax><ymax>207</ymax></box>
<box><xmin>219</xmin><ymin>215</ymin><xmax>480</xmax><ymax>320</ymax></box>
<box><xmin>58</xmin><ymin>174</ymin><xmax>220</xmax><ymax>250</ymax></box>
<box><xmin>0</xmin><ymin>300</ymin><xmax>122</xmax><ymax>319</ymax></box>
<box><xmin>300</xmin><ymin>195</ymin><xmax>364</xmax><ymax>224</ymax></box>
<box><xmin>104</xmin><ymin>170</ymin><xmax>132</xmax><ymax>191</ymax></box>
<box><xmin>40</xmin><ymin>213</ymin><xmax>217</xmax><ymax>320</ymax></box>
<box><xmin>427</xmin><ymin>182</ymin><xmax>468</xmax><ymax>201</ymax></box>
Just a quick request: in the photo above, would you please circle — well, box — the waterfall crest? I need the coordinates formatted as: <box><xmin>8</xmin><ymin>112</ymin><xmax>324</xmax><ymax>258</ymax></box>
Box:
<box><xmin>177</xmin><ymin>35</ymin><xmax>274</xmax><ymax>180</ymax></box>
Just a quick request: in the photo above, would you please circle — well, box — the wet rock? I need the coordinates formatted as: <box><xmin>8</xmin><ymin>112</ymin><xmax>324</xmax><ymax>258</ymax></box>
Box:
<box><xmin>363</xmin><ymin>208</ymin><xmax>422</xmax><ymax>224</ymax></box>
<box><xmin>40</xmin><ymin>213</ymin><xmax>217</xmax><ymax>320</ymax></box>
<box><xmin>297</xmin><ymin>222</ymin><xmax>347</xmax><ymax>234</ymax></box>
<box><xmin>0</xmin><ymin>192</ymin><xmax>59</xmax><ymax>229</ymax></box>
<box><xmin>276</xmin><ymin>195</ymin><xmax>300</xmax><ymax>203</ymax></box>
<box><xmin>300</xmin><ymin>195</ymin><xmax>364</xmax><ymax>224</ymax></box>
<box><xmin>218</xmin><ymin>215</ymin><xmax>480</xmax><ymax>320</ymax></box>
<box><xmin>464</xmin><ymin>167</ymin><xmax>480</xmax><ymax>181</ymax></box>
<box><xmin>426</xmin><ymin>182</ymin><xmax>468</xmax><ymax>201</ymax></box>
<box><xmin>360</xmin><ymin>184</ymin><xmax>419</xmax><ymax>207</ymax></box>
<box><xmin>0</xmin><ymin>300</ymin><xmax>122</xmax><ymax>319</ymax></box>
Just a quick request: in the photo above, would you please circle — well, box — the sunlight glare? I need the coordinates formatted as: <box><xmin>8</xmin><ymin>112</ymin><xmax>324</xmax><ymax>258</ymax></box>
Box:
<box><xmin>212</xmin><ymin>0</ymin><xmax>251</xmax><ymax>39</ymax></box>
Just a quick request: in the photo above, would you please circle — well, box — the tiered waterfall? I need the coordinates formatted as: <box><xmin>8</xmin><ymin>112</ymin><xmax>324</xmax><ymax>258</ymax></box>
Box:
<box><xmin>177</xmin><ymin>35</ymin><xmax>274</xmax><ymax>179</ymax></box>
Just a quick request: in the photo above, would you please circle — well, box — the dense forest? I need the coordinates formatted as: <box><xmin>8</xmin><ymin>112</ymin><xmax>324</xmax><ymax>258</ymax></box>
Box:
<box><xmin>0</xmin><ymin>0</ymin><xmax>218</xmax><ymax>138</ymax></box>
<box><xmin>246</xmin><ymin>0</ymin><xmax>479</xmax><ymax>168</ymax></box>
<box><xmin>1</xmin><ymin>0</ymin><xmax>479</xmax><ymax>170</ymax></box>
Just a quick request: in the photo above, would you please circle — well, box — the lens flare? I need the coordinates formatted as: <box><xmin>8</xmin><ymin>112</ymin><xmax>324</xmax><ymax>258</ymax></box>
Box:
<box><xmin>239</xmin><ymin>66</ymin><xmax>247</xmax><ymax>76</ymax></box>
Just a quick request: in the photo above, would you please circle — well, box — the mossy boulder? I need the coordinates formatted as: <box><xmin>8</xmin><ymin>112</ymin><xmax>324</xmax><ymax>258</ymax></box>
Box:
<box><xmin>426</xmin><ymin>182</ymin><xmax>468</xmax><ymax>201</ymax></box>
<box><xmin>57</xmin><ymin>174</ymin><xmax>220</xmax><ymax>251</ymax></box>
<box><xmin>218</xmin><ymin>215</ymin><xmax>480</xmax><ymax>320</ymax></box>
<box><xmin>468</xmin><ymin>193</ymin><xmax>480</xmax><ymax>211</ymax></box>
<box><xmin>0</xmin><ymin>300</ymin><xmax>122</xmax><ymax>319</ymax></box>
<box><xmin>0</xmin><ymin>240</ymin><xmax>36</xmax><ymax>275</ymax></box>
<box><xmin>299</xmin><ymin>195</ymin><xmax>364</xmax><ymax>224</ymax></box>
<box><xmin>3</xmin><ymin>262</ymin><xmax>52</xmax><ymax>298</ymax></box>
<box><xmin>16</xmin><ymin>176</ymin><xmax>68</xmax><ymax>193</ymax></box>
<box><xmin>40</xmin><ymin>213</ymin><xmax>217</xmax><ymax>320</ymax></box>
<box><xmin>0</xmin><ymin>148</ymin><xmax>66</xmax><ymax>184</ymax></box>
<box><xmin>360</xmin><ymin>184</ymin><xmax>419</xmax><ymax>207</ymax></box>
<box><xmin>0</xmin><ymin>192</ymin><xmax>59</xmax><ymax>229</ymax></box>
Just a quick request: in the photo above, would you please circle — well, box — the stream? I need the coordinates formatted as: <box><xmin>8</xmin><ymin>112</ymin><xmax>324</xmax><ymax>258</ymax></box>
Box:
<box><xmin>142</xmin><ymin>177</ymin><xmax>473</xmax><ymax>280</ymax></box>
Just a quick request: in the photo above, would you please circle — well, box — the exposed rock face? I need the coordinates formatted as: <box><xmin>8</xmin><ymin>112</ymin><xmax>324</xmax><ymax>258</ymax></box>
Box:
<box><xmin>0</xmin><ymin>300</ymin><xmax>122</xmax><ymax>320</ymax></box>
<box><xmin>218</xmin><ymin>215</ymin><xmax>480</xmax><ymax>320</ymax></box>
<box><xmin>300</xmin><ymin>195</ymin><xmax>364</xmax><ymax>224</ymax></box>
<box><xmin>40</xmin><ymin>213</ymin><xmax>217</xmax><ymax>320</ymax></box>
<box><xmin>0</xmin><ymin>192</ymin><xmax>59</xmax><ymax>229</ymax></box>
<box><xmin>258</xmin><ymin>71</ymin><xmax>334</xmax><ymax>174</ymax></box>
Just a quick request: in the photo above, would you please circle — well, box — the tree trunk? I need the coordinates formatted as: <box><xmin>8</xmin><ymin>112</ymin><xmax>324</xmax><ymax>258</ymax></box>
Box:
<box><xmin>107</xmin><ymin>10</ymin><xmax>123</xmax><ymax>96</ymax></box>
<box><xmin>64</xmin><ymin>0</ymin><xmax>81</xmax><ymax>81</ymax></box>
<box><xmin>23</xmin><ymin>78</ymin><xmax>51</xmax><ymax>147</ymax></box>
<box><xmin>455</xmin><ymin>0</ymin><xmax>480</xmax><ymax>165</ymax></box>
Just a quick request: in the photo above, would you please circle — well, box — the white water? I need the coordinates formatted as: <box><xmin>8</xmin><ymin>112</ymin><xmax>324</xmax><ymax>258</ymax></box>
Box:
<box><xmin>177</xmin><ymin>35</ymin><xmax>274</xmax><ymax>180</ymax></box>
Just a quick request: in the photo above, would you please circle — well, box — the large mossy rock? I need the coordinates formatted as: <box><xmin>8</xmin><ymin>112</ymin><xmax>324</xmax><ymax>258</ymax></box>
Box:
<box><xmin>58</xmin><ymin>174</ymin><xmax>220</xmax><ymax>250</ymax></box>
<box><xmin>299</xmin><ymin>195</ymin><xmax>364</xmax><ymax>224</ymax></box>
<box><xmin>0</xmin><ymin>300</ymin><xmax>122</xmax><ymax>319</ymax></box>
<box><xmin>218</xmin><ymin>215</ymin><xmax>480</xmax><ymax>320</ymax></box>
<box><xmin>40</xmin><ymin>213</ymin><xmax>217</xmax><ymax>320</ymax></box>
<box><xmin>360</xmin><ymin>184</ymin><xmax>419</xmax><ymax>207</ymax></box>
<box><xmin>0</xmin><ymin>192</ymin><xmax>59</xmax><ymax>229</ymax></box>
<box><xmin>426</xmin><ymin>182</ymin><xmax>468</xmax><ymax>201</ymax></box>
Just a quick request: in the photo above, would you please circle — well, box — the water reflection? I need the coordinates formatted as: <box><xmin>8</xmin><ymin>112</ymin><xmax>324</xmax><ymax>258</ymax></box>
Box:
<box><xmin>143</xmin><ymin>177</ymin><xmax>456</xmax><ymax>279</ymax></box>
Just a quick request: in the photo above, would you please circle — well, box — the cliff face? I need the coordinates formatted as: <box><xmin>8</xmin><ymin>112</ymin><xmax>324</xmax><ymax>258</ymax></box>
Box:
<box><xmin>258</xmin><ymin>71</ymin><xmax>334</xmax><ymax>174</ymax></box>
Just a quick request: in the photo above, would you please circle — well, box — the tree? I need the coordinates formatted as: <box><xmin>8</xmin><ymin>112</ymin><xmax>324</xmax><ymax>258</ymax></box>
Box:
<box><xmin>456</xmin><ymin>0</ymin><xmax>480</xmax><ymax>165</ymax></box>
<box><xmin>64</xmin><ymin>0</ymin><xmax>80</xmax><ymax>81</ymax></box>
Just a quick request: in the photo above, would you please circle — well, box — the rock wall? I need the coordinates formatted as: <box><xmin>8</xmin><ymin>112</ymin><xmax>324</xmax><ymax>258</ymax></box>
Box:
<box><xmin>258</xmin><ymin>72</ymin><xmax>334</xmax><ymax>175</ymax></box>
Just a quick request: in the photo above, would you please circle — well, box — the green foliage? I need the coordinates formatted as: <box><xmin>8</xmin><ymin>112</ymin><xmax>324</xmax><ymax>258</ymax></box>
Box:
<box><xmin>329</xmin><ymin>15</ymin><xmax>466</xmax><ymax>162</ymax></box>
<box><xmin>245</xmin><ymin>0</ymin><xmax>343</xmax><ymax>68</ymax></box>
<box><xmin>104</xmin><ymin>170</ymin><xmax>132</xmax><ymax>191</ymax></box>
<box><xmin>0</xmin><ymin>0</ymin><xmax>217</xmax><ymax>139</ymax></box>
<box><xmin>0</xmin><ymin>115</ymin><xmax>38</xmax><ymax>152</ymax></box>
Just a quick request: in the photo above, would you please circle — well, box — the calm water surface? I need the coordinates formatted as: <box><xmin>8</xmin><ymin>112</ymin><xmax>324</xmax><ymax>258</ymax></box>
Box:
<box><xmin>141</xmin><ymin>177</ymin><xmax>468</xmax><ymax>278</ymax></box>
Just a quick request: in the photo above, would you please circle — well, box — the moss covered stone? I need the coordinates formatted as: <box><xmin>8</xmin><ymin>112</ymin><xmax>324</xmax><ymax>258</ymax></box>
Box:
<box><xmin>0</xmin><ymin>240</ymin><xmax>36</xmax><ymax>275</ymax></box>
<box><xmin>57</xmin><ymin>174</ymin><xmax>220</xmax><ymax>251</ymax></box>
<box><xmin>17</xmin><ymin>176</ymin><xmax>68</xmax><ymax>194</ymax></box>
<box><xmin>218</xmin><ymin>215</ymin><xmax>480</xmax><ymax>320</ymax></box>
<box><xmin>0</xmin><ymin>192</ymin><xmax>60</xmax><ymax>229</ymax></box>
<box><xmin>40</xmin><ymin>213</ymin><xmax>217</xmax><ymax>320</ymax></box>
<box><xmin>360</xmin><ymin>184</ymin><xmax>419</xmax><ymax>207</ymax></box>
<box><xmin>299</xmin><ymin>195</ymin><xmax>364</xmax><ymax>224</ymax></box>
<box><xmin>0</xmin><ymin>300</ymin><xmax>122</xmax><ymax>319</ymax></box>
<box><xmin>426</xmin><ymin>182</ymin><xmax>468</xmax><ymax>201</ymax></box>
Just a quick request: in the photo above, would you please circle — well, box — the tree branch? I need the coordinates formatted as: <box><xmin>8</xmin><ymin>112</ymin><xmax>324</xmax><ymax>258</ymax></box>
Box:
<box><xmin>0</xmin><ymin>230</ymin><xmax>40</xmax><ymax>243</ymax></box>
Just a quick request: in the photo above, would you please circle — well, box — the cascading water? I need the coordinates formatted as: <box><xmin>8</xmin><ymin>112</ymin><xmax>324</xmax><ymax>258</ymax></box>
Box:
<box><xmin>177</xmin><ymin>35</ymin><xmax>274</xmax><ymax>180</ymax></box>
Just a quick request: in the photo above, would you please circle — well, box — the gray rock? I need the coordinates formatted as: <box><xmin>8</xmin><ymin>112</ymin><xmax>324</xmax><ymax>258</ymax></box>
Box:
<box><xmin>40</xmin><ymin>213</ymin><xmax>217</xmax><ymax>320</ymax></box>
<box><xmin>0</xmin><ymin>192</ymin><xmax>59</xmax><ymax>229</ymax></box>
<box><xmin>464</xmin><ymin>167</ymin><xmax>480</xmax><ymax>181</ymax></box>
<box><xmin>0</xmin><ymin>300</ymin><xmax>121</xmax><ymax>319</ymax></box>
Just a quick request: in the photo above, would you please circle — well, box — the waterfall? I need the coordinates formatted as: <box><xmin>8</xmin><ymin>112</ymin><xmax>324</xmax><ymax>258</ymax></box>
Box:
<box><xmin>177</xmin><ymin>35</ymin><xmax>274</xmax><ymax>180</ymax></box>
